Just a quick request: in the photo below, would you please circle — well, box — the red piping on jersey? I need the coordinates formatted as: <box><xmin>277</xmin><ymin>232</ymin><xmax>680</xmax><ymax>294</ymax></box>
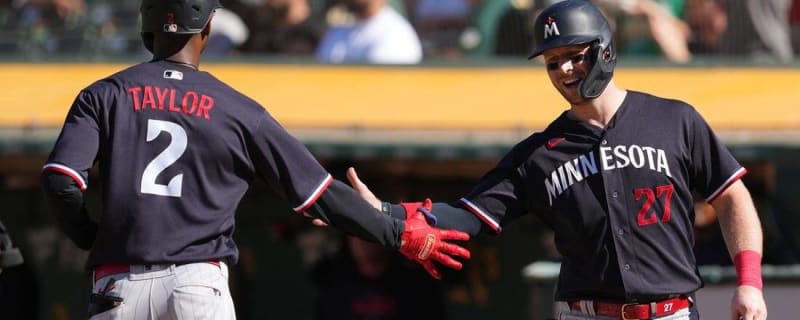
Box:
<box><xmin>293</xmin><ymin>174</ymin><xmax>333</xmax><ymax>213</ymax></box>
<box><xmin>706</xmin><ymin>167</ymin><xmax>747</xmax><ymax>203</ymax></box>
<box><xmin>458</xmin><ymin>198</ymin><xmax>501</xmax><ymax>234</ymax></box>
<box><xmin>42</xmin><ymin>163</ymin><xmax>88</xmax><ymax>192</ymax></box>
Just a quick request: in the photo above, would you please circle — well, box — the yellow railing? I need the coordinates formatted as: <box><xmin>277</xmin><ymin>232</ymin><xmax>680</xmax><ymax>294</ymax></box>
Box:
<box><xmin>1</xmin><ymin>64</ymin><xmax>798</xmax><ymax>130</ymax></box>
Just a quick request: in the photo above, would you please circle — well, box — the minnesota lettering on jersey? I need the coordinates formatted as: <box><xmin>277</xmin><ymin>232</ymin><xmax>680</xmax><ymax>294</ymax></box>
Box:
<box><xmin>127</xmin><ymin>86</ymin><xmax>214</xmax><ymax>120</ymax></box>
<box><xmin>544</xmin><ymin>144</ymin><xmax>673</xmax><ymax>206</ymax></box>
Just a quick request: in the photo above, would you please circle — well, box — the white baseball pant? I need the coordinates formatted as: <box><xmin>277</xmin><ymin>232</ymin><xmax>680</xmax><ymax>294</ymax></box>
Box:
<box><xmin>90</xmin><ymin>261</ymin><xmax>235</xmax><ymax>320</ymax></box>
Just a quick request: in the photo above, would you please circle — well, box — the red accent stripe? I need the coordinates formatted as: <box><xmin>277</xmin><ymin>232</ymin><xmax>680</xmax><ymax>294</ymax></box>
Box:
<box><xmin>706</xmin><ymin>167</ymin><xmax>747</xmax><ymax>203</ymax></box>
<box><xmin>294</xmin><ymin>174</ymin><xmax>333</xmax><ymax>213</ymax></box>
<box><xmin>42</xmin><ymin>164</ymin><xmax>87</xmax><ymax>192</ymax></box>
<box><xmin>458</xmin><ymin>198</ymin><xmax>501</xmax><ymax>234</ymax></box>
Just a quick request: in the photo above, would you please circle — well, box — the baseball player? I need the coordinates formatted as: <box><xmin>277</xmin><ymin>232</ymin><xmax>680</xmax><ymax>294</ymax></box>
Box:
<box><xmin>341</xmin><ymin>1</ymin><xmax>768</xmax><ymax>319</ymax></box>
<box><xmin>38</xmin><ymin>0</ymin><xmax>470</xmax><ymax>319</ymax></box>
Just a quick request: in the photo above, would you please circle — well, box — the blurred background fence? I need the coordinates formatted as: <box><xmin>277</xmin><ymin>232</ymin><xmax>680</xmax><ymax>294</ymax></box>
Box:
<box><xmin>1</xmin><ymin>0</ymin><xmax>800</xmax><ymax>319</ymax></box>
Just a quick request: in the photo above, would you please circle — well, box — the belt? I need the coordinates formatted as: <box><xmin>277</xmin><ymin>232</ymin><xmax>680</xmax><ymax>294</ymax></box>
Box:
<box><xmin>568</xmin><ymin>296</ymin><xmax>691</xmax><ymax>320</ymax></box>
<box><xmin>93</xmin><ymin>261</ymin><xmax>221</xmax><ymax>282</ymax></box>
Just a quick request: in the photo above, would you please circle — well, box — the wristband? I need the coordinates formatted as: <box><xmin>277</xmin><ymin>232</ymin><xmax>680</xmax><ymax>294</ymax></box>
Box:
<box><xmin>733</xmin><ymin>250</ymin><xmax>763</xmax><ymax>290</ymax></box>
<box><xmin>381</xmin><ymin>202</ymin><xmax>392</xmax><ymax>216</ymax></box>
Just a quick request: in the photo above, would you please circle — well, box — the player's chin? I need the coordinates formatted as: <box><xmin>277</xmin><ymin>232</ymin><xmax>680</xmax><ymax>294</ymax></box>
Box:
<box><xmin>558</xmin><ymin>87</ymin><xmax>583</xmax><ymax>105</ymax></box>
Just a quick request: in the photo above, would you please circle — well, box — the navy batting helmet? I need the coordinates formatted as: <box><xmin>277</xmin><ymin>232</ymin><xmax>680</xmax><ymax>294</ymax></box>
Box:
<box><xmin>528</xmin><ymin>0</ymin><xmax>616</xmax><ymax>99</ymax></box>
<box><xmin>140</xmin><ymin>0</ymin><xmax>222</xmax><ymax>34</ymax></box>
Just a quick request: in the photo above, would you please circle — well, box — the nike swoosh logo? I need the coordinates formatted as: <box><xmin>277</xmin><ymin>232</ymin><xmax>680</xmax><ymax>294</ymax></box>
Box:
<box><xmin>547</xmin><ymin>137</ymin><xmax>565</xmax><ymax>149</ymax></box>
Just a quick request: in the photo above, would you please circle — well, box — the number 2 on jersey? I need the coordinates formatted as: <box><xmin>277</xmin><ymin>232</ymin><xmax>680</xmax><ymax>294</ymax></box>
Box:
<box><xmin>634</xmin><ymin>184</ymin><xmax>674</xmax><ymax>226</ymax></box>
<box><xmin>141</xmin><ymin>119</ymin><xmax>187</xmax><ymax>197</ymax></box>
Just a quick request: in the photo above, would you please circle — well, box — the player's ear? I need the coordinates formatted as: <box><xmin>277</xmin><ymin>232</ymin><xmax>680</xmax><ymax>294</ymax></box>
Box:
<box><xmin>201</xmin><ymin>15</ymin><xmax>213</xmax><ymax>38</ymax></box>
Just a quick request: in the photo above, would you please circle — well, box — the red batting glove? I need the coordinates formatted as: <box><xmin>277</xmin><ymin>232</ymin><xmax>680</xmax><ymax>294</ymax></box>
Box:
<box><xmin>398</xmin><ymin>199</ymin><xmax>471</xmax><ymax>279</ymax></box>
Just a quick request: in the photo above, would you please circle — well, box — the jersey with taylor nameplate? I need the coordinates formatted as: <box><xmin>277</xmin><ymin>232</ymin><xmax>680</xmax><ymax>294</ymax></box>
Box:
<box><xmin>43</xmin><ymin>60</ymin><xmax>333</xmax><ymax>268</ymax></box>
<box><xmin>458</xmin><ymin>91</ymin><xmax>745</xmax><ymax>301</ymax></box>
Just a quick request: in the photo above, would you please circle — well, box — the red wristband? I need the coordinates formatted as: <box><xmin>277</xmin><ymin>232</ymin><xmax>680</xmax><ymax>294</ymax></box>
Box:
<box><xmin>733</xmin><ymin>250</ymin><xmax>763</xmax><ymax>290</ymax></box>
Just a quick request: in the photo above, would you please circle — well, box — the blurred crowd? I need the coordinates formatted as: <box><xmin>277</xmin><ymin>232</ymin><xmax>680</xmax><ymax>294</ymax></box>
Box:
<box><xmin>1</xmin><ymin>0</ymin><xmax>798</xmax><ymax>63</ymax></box>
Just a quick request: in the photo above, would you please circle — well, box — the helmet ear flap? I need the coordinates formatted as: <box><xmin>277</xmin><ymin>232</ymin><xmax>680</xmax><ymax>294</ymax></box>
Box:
<box><xmin>141</xmin><ymin>32</ymin><xmax>154</xmax><ymax>53</ymax></box>
<box><xmin>578</xmin><ymin>41</ymin><xmax>616</xmax><ymax>99</ymax></box>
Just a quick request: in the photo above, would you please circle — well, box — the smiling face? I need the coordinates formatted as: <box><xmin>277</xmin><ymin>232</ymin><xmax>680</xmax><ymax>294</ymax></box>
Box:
<box><xmin>542</xmin><ymin>43</ymin><xmax>593</xmax><ymax>105</ymax></box>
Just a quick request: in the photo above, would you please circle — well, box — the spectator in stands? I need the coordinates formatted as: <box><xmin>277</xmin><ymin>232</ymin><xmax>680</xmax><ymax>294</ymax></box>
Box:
<box><xmin>406</xmin><ymin>0</ymin><xmax>480</xmax><ymax>58</ymax></box>
<box><xmin>3</xmin><ymin>0</ymin><xmax>87</xmax><ymax>54</ymax></box>
<box><xmin>316</xmin><ymin>0</ymin><xmax>422</xmax><ymax>64</ymax></box>
<box><xmin>494</xmin><ymin>0</ymin><xmax>561</xmax><ymax>57</ymax></box>
<box><xmin>492</xmin><ymin>1</ymin><xmax>534</xmax><ymax>56</ymax></box>
<box><xmin>600</xmin><ymin>0</ymin><xmax>692</xmax><ymax>63</ymax></box>
<box><xmin>687</xmin><ymin>0</ymin><xmax>794</xmax><ymax>62</ymax></box>
<box><xmin>225</xmin><ymin>0</ymin><xmax>326</xmax><ymax>56</ymax></box>
<box><xmin>788</xmin><ymin>0</ymin><xmax>800</xmax><ymax>55</ymax></box>
<box><xmin>206</xmin><ymin>7</ymin><xmax>250</xmax><ymax>57</ymax></box>
<box><xmin>11</xmin><ymin>0</ymin><xmax>85</xmax><ymax>18</ymax></box>
<box><xmin>684</xmin><ymin>0</ymin><xmax>726</xmax><ymax>55</ymax></box>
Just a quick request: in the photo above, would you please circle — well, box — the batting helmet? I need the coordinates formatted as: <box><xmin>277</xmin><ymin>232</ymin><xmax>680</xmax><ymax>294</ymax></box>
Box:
<box><xmin>140</xmin><ymin>0</ymin><xmax>222</xmax><ymax>34</ymax></box>
<box><xmin>528</xmin><ymin>0</ymin><xmax>616</xmax><ymax>99</ymax></box>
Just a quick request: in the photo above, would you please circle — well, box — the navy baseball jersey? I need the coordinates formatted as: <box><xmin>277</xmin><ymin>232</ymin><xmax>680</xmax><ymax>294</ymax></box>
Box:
<box><xmin>458</xmin><ymin>91</ymin><xmax>745</xmax><ymax>301</ymax></box>
<box><xmin>43</xmin><ymin>61</ymin><xmax>332</xmax><ymax>267</ymax></box>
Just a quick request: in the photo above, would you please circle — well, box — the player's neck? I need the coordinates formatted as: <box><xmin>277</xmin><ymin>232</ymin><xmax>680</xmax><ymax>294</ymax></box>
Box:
<box><xmin>158</xmin><ymin>50</ymin><xmax>199</xmax><ymax>70</ymax></box>
<box><xmin>569</xmin><ymin>84</ymin><xmax>627</xmax><ymax>128</ymax></box>
<box><xmin>161</xmin><ymin>58</ymin><xmax>199</xmax><ymax>70</ymax></box>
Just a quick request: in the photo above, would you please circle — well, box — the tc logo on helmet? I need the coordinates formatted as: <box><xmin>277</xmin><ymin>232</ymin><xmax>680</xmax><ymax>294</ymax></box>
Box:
<box><xmin>543</xmin><ymin>16</ymin><xmax>560</xmax><ymax>39</ymax></box>
<box><xmin>163</xmin><ymin>12</ymin><xmax>178</xmax><ymax>32</ymax></box>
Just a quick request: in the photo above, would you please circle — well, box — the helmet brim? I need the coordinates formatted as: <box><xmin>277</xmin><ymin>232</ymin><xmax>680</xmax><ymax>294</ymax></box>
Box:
<box><xmin>527</xmin><ymin>35</ymin><xmax>598</xmax><ymax>60</ymax></box>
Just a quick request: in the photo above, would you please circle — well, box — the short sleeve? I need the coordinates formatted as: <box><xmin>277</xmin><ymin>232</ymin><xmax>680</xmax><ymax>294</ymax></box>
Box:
<box><xmin>247</xmin><ymin>111</ymin><xmax>332</xmax><ymax>212</ymax></box>
<box><xmin>458</xmin><ymin>148</ymin><xmax>530</xmax><ymax>234</ymax></box>
<box><xmin>686</xmin><ymin>107</ymin><xmax>746</xmax><ymax>202</ymax></box>
<box><xmin>42</xmin><ymin>90</ymin><xmax>102</xmax><ymax>191</ymax></box>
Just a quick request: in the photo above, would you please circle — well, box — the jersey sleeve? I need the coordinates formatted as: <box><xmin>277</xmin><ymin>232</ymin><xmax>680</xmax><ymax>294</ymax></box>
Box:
<box><xmin>248</xmin><ymin>111</ymin><xmax>332</xmax><ymax>213</ymax></box>
<box><xmin>458</xmin><ymin>146</ymin><xmax>530</xmax><ymax>235</ymax></box>
<box><xmin>42</xmin><ymin>90</ymin><xmax>102</xmax><ymax>191</ymax></box>
<box><xmin>687</xmin><ymin>107</ymin><xmax>746</xmax><ymax>203</ymax></box>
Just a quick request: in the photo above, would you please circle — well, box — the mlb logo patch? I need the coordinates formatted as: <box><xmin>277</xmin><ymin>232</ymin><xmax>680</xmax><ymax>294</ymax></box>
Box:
<box><xmin>163</xmin><ymin>70</ymin><xmax>183</xmax><ymax>80</ymax></box>
<box><xmin>163</xmin><ymin>24</ymin><xmax>178</xmax><ymax>32</ymax></box>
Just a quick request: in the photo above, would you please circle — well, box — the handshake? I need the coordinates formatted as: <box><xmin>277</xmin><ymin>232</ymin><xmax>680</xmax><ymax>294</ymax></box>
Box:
<box><xmin>396</xmin><ymin>198</ymin><xmax>471</xmax><ymax>280</ymax></box>
<box><xmin>309</xmin><ymin>168</ymin><xmax>472</xmax><ymax>280</ymax></box>
<box><xmin>349</xmin><ymin>168</ymin><xmax>472</xmax><ymax>280</ymax></box>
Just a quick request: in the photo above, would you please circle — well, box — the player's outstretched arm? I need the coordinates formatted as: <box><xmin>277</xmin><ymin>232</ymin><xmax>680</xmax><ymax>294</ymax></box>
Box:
<box><xmin>711</xmin><ymin>180</ymin><xmax>767</xmax><ymax>320</ymax></box>
<box><xmin>307</xmin><ymin>179</ymin><xmax>471</xmax><ymax>279</ymax></box>
<box><xmin>345</xmin><ymin>167</ymin><xmax>483</xmax><ymax>236</ymax></box>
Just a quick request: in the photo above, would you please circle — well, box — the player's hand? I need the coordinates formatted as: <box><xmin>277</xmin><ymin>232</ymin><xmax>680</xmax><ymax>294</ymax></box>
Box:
<box><xmin>305</xmin><ymin>167</ymin><xmax>381</xmax><ymax>227</ymax></box>
<box><xmin>399</xmin><ymin>199</ymin><xmax>471</xmax><ymax>280</ymax></box>
<box><xmin>346</xmin><ymin>167</ymin><xmax>382</xmax><ymax>209</ymax></box>
<box><xmin>308</xmin><ymin>167</ymin><xmax>382</xmax><ymax>227</ymax></box>
<box><xmin>730</xmin><ymin>285</ymin><xmax>767</xmax><ymax>320</ymax></box>
<box><xmin>302</xmin><ymin>212</ymin><xmax>330</xmax><ymax>227</ymax></box>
